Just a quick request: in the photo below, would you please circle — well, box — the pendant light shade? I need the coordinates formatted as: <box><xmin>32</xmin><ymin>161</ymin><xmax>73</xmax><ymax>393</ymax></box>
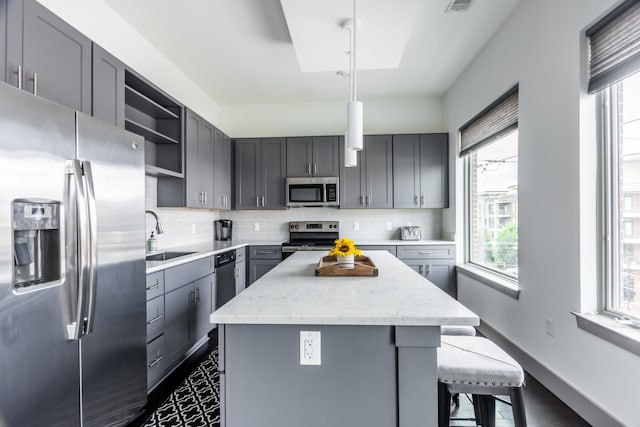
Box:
<box><xmin>344</xmin><ymin>132</ymin><xmax>358</xmax><ymax>167</ymax></box>
<box><xmin>347</xmin><ymin>101</ymin><xmax>363</xmax><ymax>151</ymax></box>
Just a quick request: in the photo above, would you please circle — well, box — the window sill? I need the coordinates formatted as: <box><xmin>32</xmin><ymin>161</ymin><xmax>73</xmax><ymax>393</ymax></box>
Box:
<box><xmin>572</xmin><ymin>312</ymin><xmax>640</xmax><ymax>357</ymax></box>
<box><xmin>456</xmin><ymin>264</ymin><xmax>520</xmax><ymax>299</ymax></box>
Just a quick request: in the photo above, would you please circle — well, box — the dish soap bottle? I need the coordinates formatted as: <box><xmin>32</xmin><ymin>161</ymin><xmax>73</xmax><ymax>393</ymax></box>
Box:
<box><xmin>147</xmin><ymin>231</ymin><xmax>157</xmax><ymax>253</ymax></box>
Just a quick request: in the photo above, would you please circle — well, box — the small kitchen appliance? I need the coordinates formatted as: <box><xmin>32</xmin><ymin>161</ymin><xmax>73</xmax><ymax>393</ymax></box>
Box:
<box><xmin>401</xmin><ymin>226</ymin><xmax>421</xmax><ymax>241</ymax></box>
<box><xmin>282</xmin><ymin>221</ymin><xmax>339</xmax><ymax>259</ymax></box>
<box><xmin>215</xmin><ymin>219</ymin><xmax>233</xmax><ymax>241</ymax></box>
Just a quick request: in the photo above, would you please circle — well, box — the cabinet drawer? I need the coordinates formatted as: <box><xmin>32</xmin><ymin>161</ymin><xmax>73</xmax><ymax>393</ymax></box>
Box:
<box><xmin>249</xmin><ymin>245</ymin><xmax>282</xmax><ymax>259</ymax></box>
<box><xmin>358</xmin><ymin>245</ymin><xmax>397</xmax><ymax>256</ymax></box>
<box><xmin>147</xmin><ymin>335</ymin><xmax>165</xmax><ymax>390</ymax></box>
<box><xmin>146</xmin><ymin>295</ymin><xmax>164</xmax><ymax>342</ymax></box>
<box><xmin>164</xmin><ymin>256</ymin><xmax>215</xmax><ymax>293</ymax></box>
<box><xmin>236</xmin><ymin>247</ymin><xmax>246</xmax><ymax>262</ymax></box>
<box><xmin>146</xmin><ymin>271</ymin><xmax>164</xmax><ymax>301</ymax></box>
<box><xmin>396</xmin><ymin>245</ymin><xmax>454</xmax><ymax>259</ymax></box>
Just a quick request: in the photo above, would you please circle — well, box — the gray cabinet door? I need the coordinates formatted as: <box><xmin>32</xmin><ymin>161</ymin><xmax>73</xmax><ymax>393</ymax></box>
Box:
<box><xmin>0</xmin><ymin>0</ymin><xmax>7</xmax><ymax>84</ymax></box>
<box><xmin>200</xmin><ymin>120</ymin><xmax>215</xmax><ymax>208</ymax></box>
<box><xmin>194</xmin><ymin>274</ymin><xmax>213</xmax><ymax>341</ymax></box>
<box><xmin>339</xmin><ymin>137</ymin><xmax>366</xmax><ymax>208</ymax></box>
<box><xmin>249</xmin><ymin>259</ymin><xmax>280</xmax><ymax>284</ymax></box>
<box><xmin>214</xmin><ymin>129</ymin><xmax>231</xmax><ymax>209</ymax></box>
<box><xmin>261</xmin><ymin>137</ymin><xmax>287</xmax><ymax>209</ymax></box>
<box><xmin>185</xmin><ymin>110</ymin><xmax>202</xmax><ymax>208</ymax></box>
<box><xmin>424</xmin><ymin>261</ymin><xmax>455</xmax><ymax>296</ymax></box>
<box><xmin>364</xmin><ymin>135</ymin><xmax>393</xmax><ymax>208</ymax></box>
<box><xmin>393</xmin><ymin>135</ymin><xmax>420</xmax><ymax>208</ymax></box>
<box><xmin>164</xmin><ymin>283</ymin><xmax>193</xmax><ymax>369</ymax></box>
<box><xmin>7</xmin><ymin>0</ymin><xmax>91</xmax><ymax>113</ymax></box>
<box><xmin>235</xmin><ymin>260</ymin><xmax>246</xmax><ymax>295</ymax></box>
<box><xmin>419</xmin><ymin>133</ymin><xmax>449</xmax><ymax>208</ymax></box>
<box><xmin>312</xmin><ymin>136</ymin><xmax>339</xmax><ymax>176</ymax></box>
<box><xmin>286</xmin><ymin>137</ymin><xmax>313</xmax><ymax>177</ymax></box>
<box><xmin>92</xmin><ymin>43</ymin><xmax>124</xmax><ymax>127</ymax></box>
<box><xmin>235</xmin><ymin>138</ymin><xmax>260</xmax><ymax>209</ymax></box>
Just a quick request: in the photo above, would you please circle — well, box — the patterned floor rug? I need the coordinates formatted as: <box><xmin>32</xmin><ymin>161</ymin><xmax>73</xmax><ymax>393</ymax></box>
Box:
<box><xmin>143</xmin><ymin>350</ymin><xmax>220</xmax><ymax>427</ymax></box>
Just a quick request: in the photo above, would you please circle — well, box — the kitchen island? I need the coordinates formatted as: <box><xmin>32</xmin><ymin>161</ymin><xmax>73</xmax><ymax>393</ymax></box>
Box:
<box><xmin>211</xmin><ymin>251</ymin><xmax>478</xmax><ymax>427</ymax></box>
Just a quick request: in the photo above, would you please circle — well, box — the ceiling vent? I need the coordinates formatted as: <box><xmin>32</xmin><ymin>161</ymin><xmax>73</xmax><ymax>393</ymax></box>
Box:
<box><xmin>446</xmin><ymin>0</ymin><xmax>473</xmax><ymax>12</ymax></box>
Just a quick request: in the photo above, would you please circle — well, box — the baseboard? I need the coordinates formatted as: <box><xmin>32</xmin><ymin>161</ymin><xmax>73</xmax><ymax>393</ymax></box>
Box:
<box><xmin>477</xmin><ymin>320</ymin><xmax>625</xmax><ymax>427</ymax></box>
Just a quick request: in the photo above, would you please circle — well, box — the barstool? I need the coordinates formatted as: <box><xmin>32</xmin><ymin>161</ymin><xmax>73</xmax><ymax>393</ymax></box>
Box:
<box><xmin>437</xmin><ymin>335</ymin><xmax>527</xmax><ymax>427</ymax></box>
<box><xmin>440</xmin><ymin>325</ymin><xmax>476</xmax><ymax>407</ymax></box>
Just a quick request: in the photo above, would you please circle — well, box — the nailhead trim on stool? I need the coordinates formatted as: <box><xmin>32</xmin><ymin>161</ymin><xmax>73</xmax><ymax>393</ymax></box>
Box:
<box><xmin>437</xmin><ymin>336</ymin><xmax>528</xmax><ymax>427</ymax></box>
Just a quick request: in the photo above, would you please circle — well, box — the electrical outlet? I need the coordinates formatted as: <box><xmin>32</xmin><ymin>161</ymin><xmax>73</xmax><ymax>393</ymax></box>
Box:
<box><xmin>405</xmin><ymin>221</ymin><xmax>412</xmax><ymax>226</ymax></box>
<box><xmin>191</xmin><ymin>224</ymin><xmax>196</xmax><ymax>234</ymax></box>
<box><xmin>386</xmin><ymin>222</ymin><xmax>393</xmax><ymax>231</ymax></box>
<box><xmin>253</xmin><ymin>222</ymin><xmax>260</xmax><ymax>231</ymax></box>
<box><xmin>545</xmin><ymin>317</ymin><xmax>554</xmax><ymax>337</ymax></box>
<box><xmin>300</xmin><ymin>331</ymin><xmax>321</xmax><ymax>365</ymax></box>
<box><xmin>353</xmin><ymin>221</ymin><xmax>359</xmax><ymax>231</ymax></box>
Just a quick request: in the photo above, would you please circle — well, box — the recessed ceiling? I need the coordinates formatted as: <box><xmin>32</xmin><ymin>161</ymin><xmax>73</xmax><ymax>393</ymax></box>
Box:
<box><xmin>101</xmin><ymin>0</ymin><xmax>522</xmax><ymax>105</ymax></box>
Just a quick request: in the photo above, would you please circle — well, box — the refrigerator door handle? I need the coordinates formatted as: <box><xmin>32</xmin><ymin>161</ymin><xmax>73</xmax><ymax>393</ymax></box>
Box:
<box><xmin>82</xmin><ymin>161</ymin><xmax>98</xmax><ymax>335</ymax></box>
<box><xmin>66</xmin><ymin>160</ymin><xmax>89</xmax><ymax>340</ymax></box>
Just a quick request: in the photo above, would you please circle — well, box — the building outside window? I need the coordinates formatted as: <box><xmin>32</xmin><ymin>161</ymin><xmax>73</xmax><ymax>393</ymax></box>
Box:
<box><xmin>460</xmin><ymin>85</ymin><xmax>519</xmax><ymax>281</ymax></box>
<box><xmin>601</xmin><ymin>71</ymin><xmax>640</xmax><ymax>320</ymax></box>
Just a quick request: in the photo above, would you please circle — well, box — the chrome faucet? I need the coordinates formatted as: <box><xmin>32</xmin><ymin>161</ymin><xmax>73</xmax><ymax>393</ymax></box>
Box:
<box><xmin>145</xmin><ymin>210</ymin><xmax>164</xmax><ymax>235</ymax></box>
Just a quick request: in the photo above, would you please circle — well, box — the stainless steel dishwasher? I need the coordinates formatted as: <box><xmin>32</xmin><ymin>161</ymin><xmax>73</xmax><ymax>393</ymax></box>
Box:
<box><xmin>215</xmin><ymin>250</ymin><xmax>236</xmax><ymax>308</ymax></box>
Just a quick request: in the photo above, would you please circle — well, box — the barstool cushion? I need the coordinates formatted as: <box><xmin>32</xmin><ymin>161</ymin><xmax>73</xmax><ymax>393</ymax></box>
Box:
<box><xmin>441</xmin><ymin>325</ymin><xmax>476</xmax><ymax>336</ymax></box>
<box><xmin>438</xmin><ymin>336</ymin><xmax>524</xmax><ymax>391</ymax></box>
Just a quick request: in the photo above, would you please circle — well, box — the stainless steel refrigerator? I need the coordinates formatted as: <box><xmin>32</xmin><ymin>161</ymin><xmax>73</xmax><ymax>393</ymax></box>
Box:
<box><xmin>0</xmin><ymin>81</ymin><xmax>147</xmax><ymax>426</ymax></box>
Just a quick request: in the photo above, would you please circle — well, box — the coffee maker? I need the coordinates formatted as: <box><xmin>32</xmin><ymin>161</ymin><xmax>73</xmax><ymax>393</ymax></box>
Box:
<box><xmin>214</xmin><ymin>219</ymin><xmax>232</xmax><ymax>241</ymax></box>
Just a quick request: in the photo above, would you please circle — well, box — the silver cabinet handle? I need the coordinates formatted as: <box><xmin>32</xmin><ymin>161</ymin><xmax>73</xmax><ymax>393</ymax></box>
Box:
<box><xmin>204</xmin><ymin>192</ymin><xmax>208</xmax><ymax>205</ymax></box>
<box><xmin>420</xmin><ymin>195</ymin><xmax>424</xmax><ymax>206</ymax></box>
<box><xmin>307</xmin><ymin>163</ymin><xmax>312</xmax><ymax>175</ymax></box>
<box><xmin>148</xmin><ymin>355</ymin><xmax>163</xmax><ymax>368</ymax></box>
<box><xmin>147</xmin><ymin>315</ymin><xmax>163</xmax><ymax>325</ymax></box>
<box><xmin>31</xmin><ymin>72</ymin><xmax>38</xmax><ymax>95</ymax></box>
<box><xmin>419</xmin><ymin>265</ymin><xmax>424</xmax><ymax>275</ymax></box>
<box><xmin>425</xmin><ymin>264</ymin><xmax>431</xmax><ymax>276</ymax></box>
<box><xmin>82</xmin><ymin>161</ymin><xmax>98</xmax><ymax>335</ymax></box>
<box><xmin>146</xmin><ymin>280</ymin><xmax>161</xmax><ymax>291</ymax></box>
<box><xmin>261</xmin><ymin>196</ymin><xmax>265</xmax><ymax>207</ymax></box>
<box><xmin>256</xmin><ymin>196</ymin><xmax>260</xmax><ymax>207</ymax></box>
<box><xmin>196</xmin><ymin>286</ymin><xmax>200</xmax><ymax>303</ymax></box>
<box><xmin>366</xmin><ymin>195</ymin><xmax>371</xmax><ymax>206</ymax></box>
<box><xmin>14</xmin><ymin>65</ymin><xmax>23</xmax><ymax>89</ymax></box>
<box><xmin>360</xmin><ymin>195</ymin><xmax>365</xmax><ymax>206</ymax></box>
<box><xmin>414</xmin><ymin>196</ymin><xmax>419</xmax><ymax>206</ymax></box>
<box><xmin>418</xmin><ymin>252</ymin><xmax>433</xmax><ymax>255</ymax></box>
<box><xmin>313</xmin><ymin>163</ymin><xmax>317</xmax><ymax>175</ymax></box>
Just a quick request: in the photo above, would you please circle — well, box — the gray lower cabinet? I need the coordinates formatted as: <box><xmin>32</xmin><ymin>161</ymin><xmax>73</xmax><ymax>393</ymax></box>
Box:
<box><xmin>286</xmin><ymin>136</ymin><xmax>339</xmax><ymax>177</ymax></box>
<box><xmin>397</xmin><ymin>245</ymin><xmax>455</xmax><ymax>297</ymax></box>
<box><xmin>358</xmin><ymin>245</ymin><xmax>397</xmax><ymax>256</ymax></box>
<box><xmin>248</xmin><ymin>245</ymin><xmax>281</xmax><ymax>285</ymax></box>
<box><xmin>340</xmin><ymin>135</ymin><xmax>393</xmax><ymax>208</ymax></box>
<box><xmin>235</xmin><ymin>138</ymin><xmax>287</xmax><ymax>209</ymax></box>
<box><xmin>213</xmin><ymin>130</ymin><xmax>232</xmax><ymax>209</ymax></box>
<box><xmin>393</xmin><ymin>134</ymin><xmax>449</xmax><ymax>208</ymax></box>
<box><xmin>147</xmin><ymin>256</ymin><xmax>215</xmax><ymax>391</ymax></box>
<box><xmin>92</xmin><ymin>43</ymin><xmax>125</xmax><ymax>127</ymax></box>
<box><xmin>6</xmin><ymin>0</ymin><xmax>91</xmax><ymax>113</ymax></box>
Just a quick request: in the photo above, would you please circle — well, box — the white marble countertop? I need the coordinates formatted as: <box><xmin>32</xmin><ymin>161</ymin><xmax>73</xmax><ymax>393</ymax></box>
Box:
<box><xmin>356</xmin><ymin>240</ymin><xmax>454</xmax><ymax>246</ymax></box>
<box><xmin>210</xmin><ymin>250</ymin><xmax>478</xmax><ymax>327</ymax></box>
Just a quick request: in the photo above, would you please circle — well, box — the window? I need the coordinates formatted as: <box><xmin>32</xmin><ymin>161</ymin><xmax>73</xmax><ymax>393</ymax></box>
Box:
<box><xmin>588</xmin><ymin>0</ymin><xmax>640</xmax><ymax>321</ymax></box>
<box><xmin>601</xmin><ymin>70</ymin><xmax>640</xmax><ymax>320</ymax></box>
<box><xmin>460</xmin><ymin>86</ymin><xmax>519</xmax><ymax>280</ymax></box>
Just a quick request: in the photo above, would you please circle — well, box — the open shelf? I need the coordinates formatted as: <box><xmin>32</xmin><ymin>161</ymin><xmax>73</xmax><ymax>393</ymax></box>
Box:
<box><xmin>145</xmin><ymin>164</ymin><xmax>184</xmax><ymax>178</ymax></box>
<box><xmin>125</xmin><ymin>85</ymin><xmax>179</xmax><ymax>120</ymax></box>
<box><xmin>125</xmin><ymin>119</ymin><xmax>179</xmax><ymax>145</ymax></box>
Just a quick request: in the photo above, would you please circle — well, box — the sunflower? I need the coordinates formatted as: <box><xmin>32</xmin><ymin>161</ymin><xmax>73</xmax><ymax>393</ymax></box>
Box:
<box><xmin>328</xmin><ymin>237</ymin><xmax>362</xmax><ymax>257</ymax></box>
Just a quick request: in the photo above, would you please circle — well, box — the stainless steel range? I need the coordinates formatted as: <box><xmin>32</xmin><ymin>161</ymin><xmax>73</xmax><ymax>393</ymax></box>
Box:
<box><xmin>281</xmin><ymin>221</ymin><xmax>339</xmax><ymax>259</ymax></box>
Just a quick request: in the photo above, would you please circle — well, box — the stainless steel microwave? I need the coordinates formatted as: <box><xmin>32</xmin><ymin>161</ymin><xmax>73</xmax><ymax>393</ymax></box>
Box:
<box><xmin>286</xmin><ymin>177</ymin><xmax>339</xmax><ymax>207</ymax></box>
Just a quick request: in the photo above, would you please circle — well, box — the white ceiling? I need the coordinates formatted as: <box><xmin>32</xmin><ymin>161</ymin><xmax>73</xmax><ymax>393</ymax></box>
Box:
<box><xmin>101</xmin><ymin>0</ymin><xmax>521</xmax><ymax>106</ymax></box>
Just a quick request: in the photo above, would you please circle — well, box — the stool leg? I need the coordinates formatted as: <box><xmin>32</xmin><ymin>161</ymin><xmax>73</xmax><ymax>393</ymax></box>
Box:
<box><xmin>478</xmin><ymin>395</ymin><xmax>496</xmax><ymax>427</ymax></box>
<box><xmin>438</xmin><ymin>382</ymin><xmax>451</xmax><ymax>427</ymax></box>
<box><xmin>471</xmin><ymin>394</ymin><xmax>482</xmax><ymax>425</ymax></box>
<box><xmin>509</xmin><ymin>387</ymin><xmax>527</xmax><ymax>427</ymax></box>
<box><xmin>452</xmin><ymin>392</ymin><xmax>460</xmax><ymax>407</ymax></box>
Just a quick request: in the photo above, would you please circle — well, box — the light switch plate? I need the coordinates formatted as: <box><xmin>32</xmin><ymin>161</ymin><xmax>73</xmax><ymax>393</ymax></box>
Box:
<box><xmin>300</xmin><ymin>331</ymin><xmax>321</xmax><ymax>365</ymax></box>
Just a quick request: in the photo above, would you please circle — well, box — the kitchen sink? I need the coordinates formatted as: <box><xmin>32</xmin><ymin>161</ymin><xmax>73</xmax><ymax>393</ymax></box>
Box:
<box><xmin>146</xmin><ymin>251</ymin><xmax>196</xmax><ymax>261</ymax></box>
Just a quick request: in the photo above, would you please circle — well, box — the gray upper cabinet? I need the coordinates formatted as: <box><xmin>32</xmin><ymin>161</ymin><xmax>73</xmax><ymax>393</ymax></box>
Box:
<box><xmin>6</xmin><ymin>0</ymin><xmax>91</xmax><ymax>113</ymax></box>
<box><xmin>184</xmin><ymin>109</ymin><xmax>214</xmax><ymax>208</ymax></box>
<box><xmin>340</xmin><ymin>135</ymin><xmax>393</xmax><ymax>209</ymax></box>
<box><xmin>92</xmin><ymin>44</ymin><xmax>124</xmax><ymax>127</ymax></box>
<box><xmin>213</xmin><ymin>129</ymin><xmax>232</xmax><ymax>210</ymax></box>
<box><xmin>287</xmin><ymin>136</ymin><xmax>339</xmax><ymax>177</ymax></box>
<box><xmin>235</xmin><ymin>138</ymin><xmax>286</xmax><ymax>210</ymax></box>
<box><xmin>393</xmin><ymin>134</ymin><xmax>448</xmax><ymax>208</ymax></box>
<box><xmin>0</xmin><ymin>0</ymin><xmax>6</xmax><ymax>84</ymax></box>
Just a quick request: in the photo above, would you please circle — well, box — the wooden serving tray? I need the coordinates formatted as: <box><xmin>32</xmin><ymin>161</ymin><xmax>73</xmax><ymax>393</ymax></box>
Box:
<box><xmin>315</xmin><ymin>256</ymin><xmax>378</xmax><ymax>277</ymax></box>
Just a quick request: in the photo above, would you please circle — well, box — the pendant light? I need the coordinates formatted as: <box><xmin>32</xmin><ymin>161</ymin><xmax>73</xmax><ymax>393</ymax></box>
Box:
<box><xmin>344</xmin><ymin>132</ymin><xmax>358</xmax><ymax>167</ymax></box>
<box><xmin>346</xmin><ymin>0</ymin><xmax>363</xmax><ymax>152</ymax></box>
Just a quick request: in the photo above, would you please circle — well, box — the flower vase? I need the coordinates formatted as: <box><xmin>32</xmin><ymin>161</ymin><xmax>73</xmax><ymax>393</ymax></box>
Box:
<box><xmin>337</xmin><ymin>254</ymin><xmax>355</xmax><ymax>269</ymax></box>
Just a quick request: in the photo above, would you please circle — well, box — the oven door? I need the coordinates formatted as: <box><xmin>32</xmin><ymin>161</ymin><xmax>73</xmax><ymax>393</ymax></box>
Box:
<box><xmin>286</xmin><ymin>183</ymin><xmax>325</xmax><ymax>207</ymax></box>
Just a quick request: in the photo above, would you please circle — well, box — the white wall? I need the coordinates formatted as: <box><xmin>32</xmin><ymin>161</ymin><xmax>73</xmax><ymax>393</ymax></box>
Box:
<box><xmin>443</xmin><ymin>0</ymin><xmax>639</xmax><ymax>425</ymax></box>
